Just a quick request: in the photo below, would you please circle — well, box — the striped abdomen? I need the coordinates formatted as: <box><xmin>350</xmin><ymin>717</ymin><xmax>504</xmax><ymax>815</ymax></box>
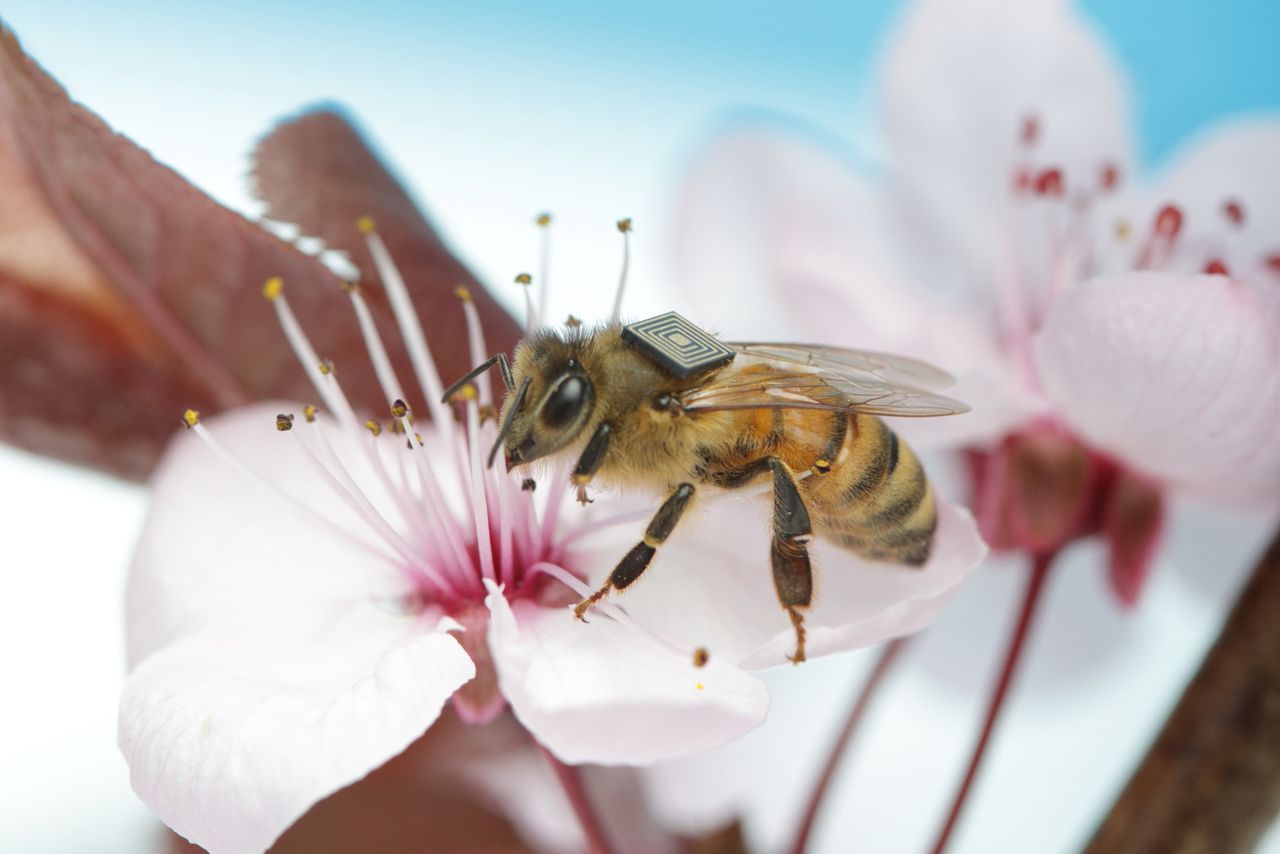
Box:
<box><xmin>803</xmin><ymin>413</ymin><xmax>936</xmax><ymax>566</ymax></box>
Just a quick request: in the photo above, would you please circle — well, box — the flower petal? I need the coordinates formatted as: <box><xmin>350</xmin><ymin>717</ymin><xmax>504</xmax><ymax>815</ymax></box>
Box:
<box><xmin>119</xmin><ymin>604</ymin><xmax>474</xmax><ymax>854</ymax></box>
<box><xmin>485</xmin><ymin>586</ymin><xmax>769</xmax><ymax>765</ymax></box>
<box><xmin>880</xmin><ymin>0</ymin><xmax>1134</xmax><ymax>270</ymax></box>
<box><xmin>1034</xmin><ymin>272</ymin><xmax>1280</xmax><ymax>500</ymax></box>
<box><xmin>127</xmin><ymin>403</ymin><xmax>417</xmax><ymax>666</ymax></box>
<box><xmin>566</xmin><ymin>490</ymin><xmax>986</xmax><ymax>671</ymax></box>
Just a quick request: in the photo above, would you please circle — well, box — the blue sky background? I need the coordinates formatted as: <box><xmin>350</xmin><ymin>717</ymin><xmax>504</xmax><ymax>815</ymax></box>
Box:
<box><xmin>0</xmin><ymin>3</ymin><xmax>1277</xmax><ymax>853</ymax></box>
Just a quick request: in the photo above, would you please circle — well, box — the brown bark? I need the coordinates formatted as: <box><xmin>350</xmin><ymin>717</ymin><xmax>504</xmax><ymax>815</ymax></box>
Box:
<box><xmin>1085</xmin><ymin>528</ymin><xmax>1280</xmax><ymax>853</ymax></box>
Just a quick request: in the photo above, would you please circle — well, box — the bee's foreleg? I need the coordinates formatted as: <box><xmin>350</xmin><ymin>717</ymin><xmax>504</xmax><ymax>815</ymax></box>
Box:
<box><xmin>765</xmin><ymin>458</ymin><xmax>814</xmax><ymax>664</ymax></box>
<box><xmin>570</xmin><ymin>422</ymin><xmax>613</xmax><ymax>504</ymax></box>
<box><xmin>440</xmin><ymin>352</ymin><xmax>514</xmax><ymax>403</ymax></box>
<box><xmin>573</xmin><ymin>482</ymin><xmax>696</xmax><ymax>621</ymax></box>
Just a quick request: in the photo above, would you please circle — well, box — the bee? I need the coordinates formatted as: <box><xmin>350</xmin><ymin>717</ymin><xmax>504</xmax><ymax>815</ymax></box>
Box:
<box><xmin>444</xmin><ymin>311</ymin><xmax>967</xmax><ymax>663</ymax></box>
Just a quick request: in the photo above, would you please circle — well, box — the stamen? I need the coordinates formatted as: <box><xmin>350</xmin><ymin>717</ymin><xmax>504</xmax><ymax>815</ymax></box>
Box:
<box><xmin>275</xmin><ymin>413</ymin><xmax>295</xmax><ymax>432</ymax></box>
<box><xmin>514</xmin><ymin>273</ymin><xmax>537</xmax><ymax>333</ymax></box>
<box><xmin>465</xmin><ymin>403</ymin><xmax>498</xmax><ymax>582</ymax></box>
<box><xmin>456</xmin><ymin>286</ymin><xmax>493</xmax><ymax>405</ymax></box>
<box><xmin>1155</xmin><ymin>204</ymin><xmax>1184</xmax><ymax>239</ymax></box>
<box><xmin>1032</xmin><ymin>168</ymin><xmax>1064</xmax><ymax>198</ymax></box>
<box><xmin>182</xmin><ymin>409</ymin><xmax>200</xmax><ymax>429</ymax></box>
<box><xmin>610</xmin><ymin>217</ymin><xmax>633</xmax><ymax>323</ymax></box>
<box><xmin>693</xmin><ymin>647</ymin><xmax>710</xmax><ymax>668</ymax></box>
<box><xmin>357</xmin><ymin>217</ymin><xmax>451</xmax><ymax>430</ymax></box>
<box><xmin>263</xmin><ymin>278</ymin><xmax>360</xmax><ymax>429</ymax></box>
<box><xmin>345</xmin><ymin>281</ymin><xmax>409</xmax><ymax>408</ymax></box>
<box><xmin>536</xmin><ymin>212</ymin><xmax>552</xmax><ymax>327</ymax></box>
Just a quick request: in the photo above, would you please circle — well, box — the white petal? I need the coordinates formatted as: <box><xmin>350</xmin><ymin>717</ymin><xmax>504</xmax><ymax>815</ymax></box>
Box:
<box><xmin>128</xmin><ymin>403</ymin><xmax>418</xmax><ymax>665</ymax></box>
<box><xmin>880</xmin><ymin>0</ymin><xmax>1134</xmax><ymax>271</ymax></box>
<box><xmin>485</xmin><ymin>588</ymin><xmax>769</xmax><ymax>765</ymax></box>
<box><xmin>1034</xmin><ymin>272</ymin><xmax>1280</xmax><ymax>500</ymax></box>
<box><xmin>564</xmin><ymin>491</ymin><xmax>986</xmax><ymax>671</ymax></box>
<box><xmin>119</xmin><ymin>604</ymin><xmax>474</xmax><ymax>854</ymax></box>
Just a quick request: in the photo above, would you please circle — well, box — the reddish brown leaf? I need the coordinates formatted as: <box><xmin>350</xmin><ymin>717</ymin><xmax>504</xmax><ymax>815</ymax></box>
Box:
<box><xmin>250</xmin><ymin>107</ymin><xmax>521</xmax><ymax>391</ymax></box>
<box><xmin>0</xmin><ymin>27</ymin><xmax>519</xmax><ymax>480</ymax></box>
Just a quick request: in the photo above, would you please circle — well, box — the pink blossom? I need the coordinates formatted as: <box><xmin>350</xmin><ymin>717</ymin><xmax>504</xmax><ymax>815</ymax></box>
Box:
<box><xmin>673</xmin><ymin>0</ymin><xmax>1280</xmax><ymax>604</ymax></box>
<box><xmin>117</xmin><ymin>221</ymin><xmax>985</xmax><ymax>853</ymax></box>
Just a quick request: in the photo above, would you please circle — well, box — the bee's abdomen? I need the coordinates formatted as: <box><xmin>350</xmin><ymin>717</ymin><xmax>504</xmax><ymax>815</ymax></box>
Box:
<box><xmin>808</xmin><ymin>415</ymin><xmax>937</xmax><ymax>566</ymax></box>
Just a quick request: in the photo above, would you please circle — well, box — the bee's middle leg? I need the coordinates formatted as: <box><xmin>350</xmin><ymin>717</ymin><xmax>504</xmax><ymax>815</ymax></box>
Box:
<box><xmin>573</xmin><ymin>483</ymin><xmax>696</xmax><ymax>620</ymax></box>
<box><xmin>713</xmin><ymin>456</ymin><xmax>814</xmax><ymax>663</ymax></box>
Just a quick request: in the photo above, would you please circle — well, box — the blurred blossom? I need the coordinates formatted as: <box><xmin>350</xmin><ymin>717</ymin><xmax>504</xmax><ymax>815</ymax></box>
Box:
<box><xmin>674</xmin><ymin>0</ymin><xmax>1280</xmax><ymax>602</ymax></box>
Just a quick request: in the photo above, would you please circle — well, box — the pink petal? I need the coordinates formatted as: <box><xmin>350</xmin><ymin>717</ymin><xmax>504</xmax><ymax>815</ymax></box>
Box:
<box><xmin>1104</xmin><ymin>471</ymin><xmax>1165</xmax><ymax>607</ymax></box>
<box><xmin>880</xmin><ymin>0</ymin><xmax>1133</xmax><ymax>269</ymax></box>
<box><xmin>119</xmin><ymin>605</ymin><xmax>474</xmax><ymax>854</ymax></box>
<box><xmin>484</xmin><ymin>585</ymin><xmax>770</xmax><ymax>765</ymax></box>
<box><xmin>127</xmin><ymin>403</ymin><xmax>415</xmax><ymax>666</ymax></box>
<box><xmin>1034</xmin><ymin>272</ymin><xmax>1280</xmax><ymax>501</ymax></box>
<box><xmin>564</xmin><ymin>491</ymin><xmax>986</xmax><ymax>671</ymax></box>
<box><xmin>1109</xmin><ymin>120</ymin><xmax>1280</xmax><ymax>286</ymax></box>
<box><xmin>670</xmin><ymin>128</ymin><xmax>1032</xmax><ymax>448</ymax></box>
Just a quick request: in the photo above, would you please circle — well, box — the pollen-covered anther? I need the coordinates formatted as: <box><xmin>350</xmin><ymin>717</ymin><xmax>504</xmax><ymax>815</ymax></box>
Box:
<box><xmin>456</xmin><ymin>384</ymin><xmax>478</xmax><ymax>402</ymax></box>
<box><xmin>536</xmin><ymin>212</ymin><xmax>552</xmax><ymax>227</ymax></box>
<box><xmin>478</xmin><ymin>404</ymin><xmax>498</xmax><ymax>423</ymax></box>
<box><xmin>262</xmin><ymin>276</ymin><xmax>284</xmax><ymax>301</ymax></box>
<box><xmin>355</xmin><ymin>215</ymin><xmax>376</xmax><ymax>235</ymax></box>
<box><xmin>1154</xmin><ymin>204</ymin><xmax>1184</xmax><ymax>239</ymax></box>
<box><xmin>303</xmin><ymin>405</ymin><xmax>317</xmax><ymax>423</ymax></box>
<box><xmin>521</xmin><ymin>478</ymin><xmax>537</xmax><ymax>492</ymax></box>
<box><xmin>810</xmin><ymin>459</ymin><xmax>832</xmax><ymax>476</ymax></box>
<box><xmin>1223</xmin><ymin>199</ymin><xmax>1246</xmax><ymax>227</ymax></box>
<box><xmin>693</xmin><ymin>647</ymin><xmax>710</xmax><ymax>668</ymax></box>
<box><xmin>454</xmin><ymin>285</ymin><xmax>473</xmax><ymax>302</ymax></box>
<box><xmin>340</xmin><ymin>280</ymin><xmax>359</xmax><ymax>294</ymax></box>
<box><xmin>390</xmin><ymin>398</ymin><xmax>409</xmax><ymax>419</ymax></box>
<box><xmin>1203</xmin><ymin>259</ymin><xmax>1230</xmax><ymax>276</ymax></box>
<box><xmin>1032</xmin><ymin>168</ymin><xmax>1064</xmax><ymax>198</ymax></box>
<box><xmin>616</xmin><ymin>217</ymin><xmax>633</xmax><ymax>233</ymax></box>
<box><xmin>275</xmin><ymin>413</ymin><xmax>295</xmax><ymax>432</ymax></box>
<box><xmin>318</xmin><ymin>359</ymin><xmax>335</xmax><ymax>376</ymax></box>
<box><xmin>565</xmin><ymin>315</ymin><xmax>583</xmax><ymax>328</ymax></box>
<box><xmin>514</xmin><ymin>273</ymin><xmax>533</xmax><ymax>286</ymax></box>
<box><xmin>182</xmin><ymin>408</ymin><xmax>200</xmax><ymax>429</ymax></box>
<box><xmin>365</xmin><ymin>419</ymin><xmax>383</xmax><ymax>437</ymax></box>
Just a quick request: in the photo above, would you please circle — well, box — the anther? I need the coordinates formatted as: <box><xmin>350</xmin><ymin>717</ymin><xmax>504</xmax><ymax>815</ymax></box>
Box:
<box><xmin>1115</xmin><ymin>220</ymin><xmax>1132</xmax><ymax>241</ymax></box>
<box><xmin>1020</xmin><ymin>114</ymin><xmax>1039</xmax><ymax>147</ymax></box>
<box><xmin>521</xmin><ymin>478</ymin><xmax>537</xmax><ymax>492</ymax></box>
<box><xmin>514</xmin><ymin>273</ymin><xmax>532</xmax><ymax>286</ymax></box>
<box><xmin>365</xmin><ymin>419</ymin><xmax>383</xmax><ymax>437</ymax></box>
<box><xmin>536</xmin><ymin>212</ymin><xmax>552</xmax><ymax>227</ymax></box>
<box><xmin>810</xmin><ymin>459</ymin><xmax>832</xmax><ymax>476</ymax></box>
<box><xmin>1033</xmin><ymin>168</ymin><xmax>1064</xmax><ymax>197</ymax></box>
<box><xmin>356</xmin><ymin>215</ymin><xmax>376</xmax><ymax>235</ymax></box>
<box><xmin>1203</xmin><ymin>259</ymin><xmax>1230</xmax><ymax>276</ymax></box>
<box><xmin>478</xmin><ymin>404</ymin><xmax>498</xmax><ymax>423</ymax></box>
<box><xmin>390</xmin><ymin>398</ymin><xmax>409</xmax><ymax>419</ymax></box>
<box><xmin>1223</xmin><ymin>199</ymin><xmax>1246</xmax><ymax>227</ymax></box>
<box><xmin>340</xmin><ymin>280</ymin><xmax>359</xmax><ymax>294</ymax></box>
<box><xmin>616</xmin><ymin>217</ymin><xmax>633</xmax><ymax>233</ymax></box>
<box><xmin>457</xmin><ymin>384</ymin><xmax>478</xmax><ymax>402</ymax></box>
<box><xmin>1154</xmin><ymin>204</ymin><xmax>1183</xmax><ymax>239</ymax></box>
<box><xmin>262</xmin><ymin>276</ymin><xmax>284</xmax><ymax>301</ymax></box>
<box><xmin>182</xmin><ymin>408</ymin><xmax>200</xmax><ymax>429</ymax></box>
<box><xmin>1100</xmin><ymin>163</ymin><xmax>1120</xmax><ymax>192</ymax></box>
<box><xmin>303</xmin><ymin>405</ymin><xmax>317</xmax><ymax>423</ymax></box>
<box><xmin>319</xmin><ymin>359</ymin><xmax>335</xmax><ymax>376</ymax></box>
<box><xmin>276</xmin><ymin>413</ymin><xmax>295</xmax><ymax>432</ymax></box>
<box><xmin>693</xmin><ymin>647</ymin><xmax>710</xmax><ymax>668</ymax></box>
<box><xmin>454</xmin><ymin>285</ymin><xmax>472</xmax><ymax>302</ymax></box>
<box><xmin>565</xmin><ymin>315</ymin><xmax>583</xmax><ymax>328</ymax></box>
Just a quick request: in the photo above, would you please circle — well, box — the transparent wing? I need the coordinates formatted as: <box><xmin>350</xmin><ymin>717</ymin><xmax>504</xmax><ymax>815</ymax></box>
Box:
<box><xmin>681</xmin><ymin>346</ymin><xmax>969</xmax><ymax>418</ymax></box>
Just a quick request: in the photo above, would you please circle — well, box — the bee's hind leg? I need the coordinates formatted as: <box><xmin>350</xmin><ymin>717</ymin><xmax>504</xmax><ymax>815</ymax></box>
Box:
<box><xmin>765</xmin><ymin>458</ymin><xmax>814</xmax><ymax>664</ymax></box>
<box><xmin>573</xmin><ymin>482</ymin><xmax>695</xmax><ymax>620</ymax></box>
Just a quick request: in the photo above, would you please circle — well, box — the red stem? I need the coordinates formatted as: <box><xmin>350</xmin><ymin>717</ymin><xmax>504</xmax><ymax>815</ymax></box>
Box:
<box><xmin>539</xmin><ymin>744</ymin><xmax>616</xmax><ymax>854</ymax></box>
<box><xmin>789</xmin><ymin>638</ymin><xmax>908</xmax><ymax>854</ymax></box>
<box><xmin>929</xmin><ymin>552</ymin><xmax>1055</xmax><ymax>854</ymax></box>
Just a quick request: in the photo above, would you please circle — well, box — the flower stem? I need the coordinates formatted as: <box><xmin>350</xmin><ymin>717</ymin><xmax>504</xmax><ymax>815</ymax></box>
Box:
<box><xmin>788</xmin><ymin>638</ymin><xmax>907</xmax><ymax>854</ymax></box>
<box><xmin>539</xmin><ymin>744</ymin><xmax>616</xmax><ymax>854</ymax></box>
<box><xmin>929</xmin><ymin>552</ymin><xmax>1055</xmax><ymax>854</ymax></box>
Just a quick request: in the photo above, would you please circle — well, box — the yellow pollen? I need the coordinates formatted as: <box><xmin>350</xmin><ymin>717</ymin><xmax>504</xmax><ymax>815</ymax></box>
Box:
<box><xmin>390</xmin><ymin>399</ymin><xmax>409</xmax><ymax>418</ymax></box>
<box><xmin>454</xmin><ymin>285</ymin><xmax>473</xmax><ymax>302</ymax></box>
<box><xmin>275</xmin><ymin>413</ymin><xmax>295</xmax><ymax>432</ymax></box>
<box><xmin>262</xmin><ymin>276</ymin><xmax>284</xmax><ymax>301</ymax></box>
<box><xmin>303</xmin><ymin>405</ymin><xmax>317</xmax><ymax>423</ymax></box>
<box><xmin>811</xmin><ymin>459</ymin><xmax>832</xmax><ymax>475</ymax></box>
<box><xmin>319</xmin><ymin>359</ymin><xmax>334</xmax><ymax>376</ymax></box>
<box><xmin>514</xmin><ymin>273</ymin><xmax>533</xmax><ymax>286</ymax></box>
<box><xmin>616</xmin><ymin>217</ymin><xmax>633</xmax><ymax>233</ymax></box>
<box><xmin>536</xmin><ymin>212</ymin><xmax>552</xmax><ymax>227</ymax></box>
<box><xmin>182</xmin><ymin>408</ymin><xmax>200</xmax><ymax>429</ymax></box>
<box><xmin>458</xmin><ymin>384</ymin><xmax>478</xmax><ymax>401</ymax></box>
<box><xmin>365</xmin><ymin>419</ymin><xmax>383</xmax><ymax>437</ymax></box>
<box><xmin>696</xmin><ymin>682</ymin><xmax>705</xmax><ymax>691</ymax></box>
<box><xmin>356</xmin><ymin>215</ymin><xmax>376</xmax><ymax>235</ymax></box>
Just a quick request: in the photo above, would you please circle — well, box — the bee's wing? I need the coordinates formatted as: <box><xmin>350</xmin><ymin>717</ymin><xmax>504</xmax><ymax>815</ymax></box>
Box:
<box><xmin>681</xmin><ymin>345</ymin><xmax>969</xmax><ymax>418</ymax></box>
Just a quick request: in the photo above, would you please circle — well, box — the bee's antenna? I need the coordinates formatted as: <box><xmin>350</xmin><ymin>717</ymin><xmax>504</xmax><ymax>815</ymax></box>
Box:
<box><xmin>610</xmin><ymin>217</ymin><xmax>632</xmax><ymax>323</ymax></box>
<box><xmin>488</xmin><ymin>377</ymin><xmax>532</xmax><ymax>468</ymax></box>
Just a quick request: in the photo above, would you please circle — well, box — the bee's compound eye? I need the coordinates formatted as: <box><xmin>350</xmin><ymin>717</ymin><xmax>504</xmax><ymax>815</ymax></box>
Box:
<box><xmin>542</xmin><ymin>375</ymin><xmax>587</xmax><ymax>428</ymax></box>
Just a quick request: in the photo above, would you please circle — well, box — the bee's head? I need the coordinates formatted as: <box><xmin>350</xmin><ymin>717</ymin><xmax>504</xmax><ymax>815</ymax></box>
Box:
<box><xmin>496</xmin><ymin>331</ymin><xmax>597</xmax><ymax>470</ymax></box>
